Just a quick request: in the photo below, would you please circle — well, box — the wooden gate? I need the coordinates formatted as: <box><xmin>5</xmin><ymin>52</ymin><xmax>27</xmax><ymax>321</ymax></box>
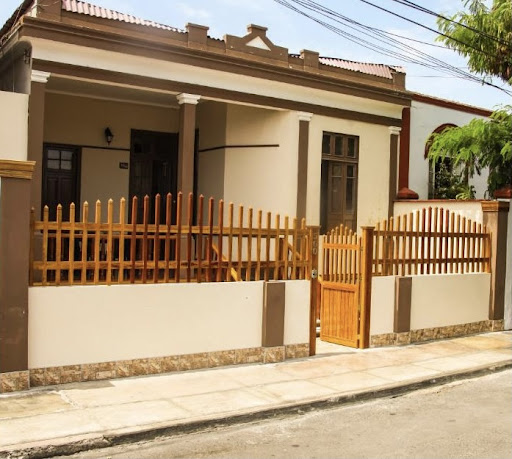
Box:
<box><xmin>319</xmin><ymin>225</ymin><xmax>373</xmax><ymax>348</ymax></box>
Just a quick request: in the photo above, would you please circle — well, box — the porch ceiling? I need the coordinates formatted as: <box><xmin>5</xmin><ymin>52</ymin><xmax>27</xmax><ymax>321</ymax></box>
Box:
<box><xmin>45</xmin><ymin>76</ymin><xmax>181</xmax><ymax>109</ymax></box>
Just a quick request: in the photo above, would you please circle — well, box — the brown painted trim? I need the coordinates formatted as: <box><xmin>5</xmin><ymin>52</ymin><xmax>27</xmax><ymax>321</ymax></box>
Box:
<box><xmin>198</xmin><ymin>144</ymin><xmax>279</xmax><ymax>153</ymax></box>
<box><xmin>482</xmin><ymin>201</ymin><xmax>509</xmax><ymax>320</ymax></box>
<box><xmin>412</xmin><ymin>93</ymin><xmax>492</xmax><ymax>117</ymax></box>
<box><xmin>33</xmin><ymin>60</ymin><xmax>403</xmax><ymax>127</ymax></box>
<box><xmin>262</xmin><ymin>282</ymin><xmax>286</xmax><ymax>347</ymax></box>
<box><xmin>20</xmin><ymin>18</ymin><xmax>411</xmax><ymax>106</ymax></box>
<box><xmin>394</xmin><ymin>277</ymin><xmax>412</xmax><ymax>333</ymax></box>
<box><xmin>388</xmin><ymin>133</ymin><xmax>399</xmax><ymax>218</ymax></box>
<box><xmin>398</xmin><ymin>107</ymin><xmax>410</xmax><ymax>190</ymax></box>
<box><xmin>481</xmin><ymin>200</ymin><xmax>510</xmax><ymax>213</ymax></box>
<box><xmin>0</xmin><ymin>160</ymin><xmax>35</xmax><ymax>180</ymax></box>
<box><xmin>60</xmin><ymin>143</ymin><xmax>130</xmax><ymax>152</ymax></box>
<box><xmin>0</xmin><ymin>177</ymin><xmax>31</xmax><ymax>373</ymax></box>
<box><xmin>296</xmin><ymin>119</ymin><xmax>310</xmax><ymax>220</ymax></box>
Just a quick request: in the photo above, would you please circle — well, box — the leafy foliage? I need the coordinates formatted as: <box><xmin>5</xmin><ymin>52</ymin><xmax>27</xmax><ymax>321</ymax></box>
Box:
<box><xmin>428</xmin><ymin>106</ymin><xmax>512</xmax><ymax>196</ymax></box>
<box><xmin>430</xmin><ymin>160</ymin><xmax>475</xmax><ymax>200</ymax></box>
<box><xmin>437</xmin><ymin>0</ymin><xmax>512</xmax><ymax>84</ymax></box>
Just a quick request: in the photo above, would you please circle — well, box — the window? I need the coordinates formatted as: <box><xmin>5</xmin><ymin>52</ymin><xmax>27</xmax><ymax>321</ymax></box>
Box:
<box><xmin>320</xmin><ymin>132</ymin><xmax>359</xmax><ymax>233</ymax></box>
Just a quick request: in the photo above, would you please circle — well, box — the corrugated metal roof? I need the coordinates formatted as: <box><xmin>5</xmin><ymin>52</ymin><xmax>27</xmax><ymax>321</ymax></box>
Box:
<box><xmin>319</xmin><ymin>57</ymin><xmax>402</xmax><ymax>79</ymax></box>
<box><xmin>291</xmin><ymin>54</ymin><xmax>404</xmax><ymax>79</ymax></box>
<box><xmin>62</xmin><ymin>0</ymin><xmax>184</xmax><ymax>33</ymax></box>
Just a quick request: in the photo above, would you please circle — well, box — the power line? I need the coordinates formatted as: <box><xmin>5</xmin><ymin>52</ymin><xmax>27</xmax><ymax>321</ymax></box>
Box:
<box><xmin>389</xmin><ymin>0</ymin><xmax>511</xmax><ymax>48</ymax></box>
<box><xmin>273</xmin><ymin>0</ymin><xmax>512</xmax><ymax>96</ymax></box>
<box><xmin>356</xmin><ymin>0</ymin><xmax>504</xmax><ymax>59</ymax></box>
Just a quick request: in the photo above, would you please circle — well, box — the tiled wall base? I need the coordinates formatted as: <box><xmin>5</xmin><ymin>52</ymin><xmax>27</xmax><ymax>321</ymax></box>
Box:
<box><xmin>371</xmin><ymin>320</ymin><xmax>504</xmax><ymax>347</ymax></box>
<box><xmin>0</xmin><ymin>343</ymin><xmax>310</xmax><ymax>393</ymax></box>
<box><xmin>0</xmin><ymin>370</ymin><xmax>29</xmax><ymax>393</ymax></box>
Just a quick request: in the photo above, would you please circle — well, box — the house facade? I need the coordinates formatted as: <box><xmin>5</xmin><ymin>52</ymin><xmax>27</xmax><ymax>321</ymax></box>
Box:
<box><xmin>0</xmin><ymin>0</ymin><xmax>410</xmax><ymax>234</ymax></box>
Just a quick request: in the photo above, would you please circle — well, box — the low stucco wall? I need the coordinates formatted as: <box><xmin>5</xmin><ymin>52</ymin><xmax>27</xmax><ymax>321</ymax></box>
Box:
<box><xmin>370</xmin><ymin>276</ymin><xmax>395</xmax><ymax>335</ymax></box>
<box><xmin>370</xmin><ymin>273</ymin><xmax>490</xmax><ymax>336</ymax></box>
<box><xmin>28</xmin><ymin>280</ymin><xmax>310</xmax><ymax>369</ymax></box>
<box><xmin>283</xmin><ymin>280</ymin><xmax>311</xmax><ymax>345</ymax></box>
<box><xmin>410</xmin><ymin>273</ymin><xmax>490</xmax><ymax>330</ymax></box>
<box><xmin>0</xmin><ymin>91</ymin><xmax>28</xmax><ymax>161</ymax></box>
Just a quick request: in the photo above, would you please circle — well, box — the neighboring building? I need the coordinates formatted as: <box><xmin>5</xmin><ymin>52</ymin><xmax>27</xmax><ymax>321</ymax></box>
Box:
<box><xmin>399</xmin><ymin>93</ymin><xmax>492</xmax><ymax>201</ymax></box>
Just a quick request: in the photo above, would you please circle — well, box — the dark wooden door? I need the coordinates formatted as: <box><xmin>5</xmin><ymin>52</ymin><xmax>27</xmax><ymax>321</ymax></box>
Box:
<box><xmin>321</xmin><ymin>160</ymin><xmax>358</xmax><ymax>234</ymax></box>
<box><xmin>42</xmin><ymin>145</ymin><xmax>81</xmax><ymax>221</ymax></box>
<box><xmin>129</xmin><ymin>130</ymin><xmax>178</xmax><ymax>222</ymax></box>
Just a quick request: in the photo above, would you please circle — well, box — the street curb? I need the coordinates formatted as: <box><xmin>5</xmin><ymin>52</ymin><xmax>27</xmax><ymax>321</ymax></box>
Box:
<box><xmin>3</xmin><ymin>360</ymin><xmax>511</xmax><ymax>459</ymax></box>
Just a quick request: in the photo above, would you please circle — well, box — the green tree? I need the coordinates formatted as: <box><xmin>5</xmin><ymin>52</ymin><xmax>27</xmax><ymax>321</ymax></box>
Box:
<box><xmin>437</xmin><ymin>0</ymin><xmax>512</xmax><ymax>84</ymax></box>
<box><xmin>428</xmin><ymin>106</ymin><xmax>512</xmax><ymax>196</ymax></box>
<box><xmin>428</xmin><ymin>0</ymin><xmax>512</xmax><ymax>197</ymax></box>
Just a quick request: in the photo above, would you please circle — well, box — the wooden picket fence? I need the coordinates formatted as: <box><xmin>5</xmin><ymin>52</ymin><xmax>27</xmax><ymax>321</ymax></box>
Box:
<box><xmin>30</xmin><ymin>192</ymin><xmax>312</xmax><ymax>286</ymax></box>
<box><xmin>321</xmin><ymin>208</ymin><xmax>491</xmax><ymax>282</ymax></box>
<box><xmin>373</xmin><ymin>207</ymin><xmax>491</xmax><ymax>276</ymax></box>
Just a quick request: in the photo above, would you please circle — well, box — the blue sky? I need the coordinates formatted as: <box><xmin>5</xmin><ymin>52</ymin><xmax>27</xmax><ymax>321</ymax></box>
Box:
<box><xmin>1</xmin><ymin>0</ymin><xmax>509</xmax><ymax>109</ymax></box>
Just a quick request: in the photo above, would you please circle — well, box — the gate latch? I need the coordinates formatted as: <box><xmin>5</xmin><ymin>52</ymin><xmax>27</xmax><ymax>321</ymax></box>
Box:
<box><xmin>311</xmin><ymin>269</ymin><xmax>318</xmax><ymax>279</ymax></box>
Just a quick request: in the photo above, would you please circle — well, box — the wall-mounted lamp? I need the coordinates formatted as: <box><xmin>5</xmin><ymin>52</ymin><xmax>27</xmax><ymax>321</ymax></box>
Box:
<box><xmin>104</xmin><ymin>127</ymin><xmax>114</xmax><ymax>145</ymax></box>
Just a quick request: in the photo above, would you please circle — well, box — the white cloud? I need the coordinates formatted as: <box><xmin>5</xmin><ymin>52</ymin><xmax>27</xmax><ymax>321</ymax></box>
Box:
<box><xmin>175</xmin><ymin>2</ymin><xmax>211</xmax><ymax>21</ymax></box>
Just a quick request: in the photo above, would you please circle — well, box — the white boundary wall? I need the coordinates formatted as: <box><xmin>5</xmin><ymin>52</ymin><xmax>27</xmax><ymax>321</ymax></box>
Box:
<box><xmin>28</xmin><ymin>280</ymin><xmax>310</xmax><ymax>369</ymax></box>
<box><xmin>371</xmin><ymin>273</ymin><xmax>490</xmax><ymax>334</ymax></box>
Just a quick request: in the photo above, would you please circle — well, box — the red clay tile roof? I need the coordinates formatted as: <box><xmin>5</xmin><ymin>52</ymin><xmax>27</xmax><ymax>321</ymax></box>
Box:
<box><xmin>62</xmin><ymin>0</ymin><xmax>183</xmax><ymax>32</ymax></box>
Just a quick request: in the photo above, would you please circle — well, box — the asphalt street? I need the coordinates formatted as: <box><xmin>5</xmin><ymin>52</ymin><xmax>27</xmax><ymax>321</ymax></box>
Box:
<box><xmin>57</xmin><ymin>369</ymin><xmax>512</xmax><ymax>459</ymax></box>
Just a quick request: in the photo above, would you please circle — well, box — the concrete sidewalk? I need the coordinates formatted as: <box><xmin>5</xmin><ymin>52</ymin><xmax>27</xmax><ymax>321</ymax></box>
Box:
<box><xmin>1</xmin><ymin>331</ymin><xmax>511</xmax><ymax>459</ymax></box>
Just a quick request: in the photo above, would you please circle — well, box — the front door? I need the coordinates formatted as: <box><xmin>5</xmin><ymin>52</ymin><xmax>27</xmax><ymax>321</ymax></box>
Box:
<box><xmin>320</xmin><ymin>132</ymin><xmax>359</xmax><ymax>234</ymax></box>
<box><xmin>42</xmin><ymin>144</ymin><xmax>81</xmax><ymax>221</ymax></box>
<box><xmin>129</xmin><ymin>130</ymin><xmax>178</xmax><ymax>222</ymax></box>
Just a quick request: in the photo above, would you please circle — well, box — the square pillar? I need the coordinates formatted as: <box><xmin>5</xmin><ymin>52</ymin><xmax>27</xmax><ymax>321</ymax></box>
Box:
<box><xmin>388</xmin><ymin>126</ymin><xmax>401</xmax><ymax>218</ymax></box>
<box><xmin>482</xmin><ymin>200</ymin><xmax>510</xmax><ymax>321</ymax></box>
<box><xmin>296</xmin><ymin>112</ymin><xmax>312</xmax><ymax>221</ymax></box>
<box><xmin>177</xmin><ymin>93</ymin><xmax>200</xmax><ymax>198</ymax></box>
<box><xmin>0</xmin><ymin>160</ymin><xmax>35</xmax><ymax>392</ymax></box>
<box><xmin>28</xmin><ymin>70</ymin><xmax>50</xmax><ymax>219</ymax></box>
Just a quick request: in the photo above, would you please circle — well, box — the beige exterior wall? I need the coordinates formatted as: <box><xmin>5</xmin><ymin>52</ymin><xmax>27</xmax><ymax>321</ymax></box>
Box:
<box><xmin>80</xmin><ymin>148</ymin><xmax>129</xmax><ymax>222</ymax></box>
<box><xmin>370</xmin><ymin>276</ymin><xmax>395</xmax><ymax>335</ymax></box>
<box><xmin>394</xmin><ymin>200</ymin><xmax>483</xmax><ymax>225</ymax></box>
<box><xmin>410</xmin><ymin>273</ymin><xmax>490</xmax><ymax>330</ymax></box>
<box><xmin>308</xmin><ymin>115</ymin><xmax>391</xmax><ymax>229</ymax></box>
<box><xmin>197</xmin><ymin>101</ymin><xmax>227</xmax><ymax>221</ymax></box>
<box><xmin>223</xmin><ymin>105</ymin><xmax>299</xmax><ymax>218</ymax></box>
<box><xmin>28</xmin><ymin>280</ymin><xmax>310</xmax><ymax>368</ymax></box>
<box><xmin>44</xmin><ymin>93</ymin><xmax>179</xmax><ymax>220</ymax></box>
<box><xmin>283</xmin><ymin>280</ymin><xmax>311</xmax><ymax>345</ymax></box>
<box><xmin>0</xmin><ymin>91</ymin><xmax>29</xmax><ymax>161</ymax></box>
<box><xmin>28</xmin><ymin>281</ymin><xmax>265</xmax><ymax>368</ymax></box>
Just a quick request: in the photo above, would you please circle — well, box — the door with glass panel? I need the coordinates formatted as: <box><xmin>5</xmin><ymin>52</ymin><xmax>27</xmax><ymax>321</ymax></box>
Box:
<box><xmin>320</xmin><ymin>132</ymin><xmax>358</xmax><ymax>234</ymax></box>
<box><xmin>42</xmin><ymin>145</ymin><xmax>81</xmax><ymax>221</ymax></box>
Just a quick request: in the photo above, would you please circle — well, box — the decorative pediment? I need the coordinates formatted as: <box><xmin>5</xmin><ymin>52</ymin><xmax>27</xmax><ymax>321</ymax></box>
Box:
<box><xmin>225</xmin><ymin>24</ymin><xmax>288</xmax><ymax>62</ymax></box>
